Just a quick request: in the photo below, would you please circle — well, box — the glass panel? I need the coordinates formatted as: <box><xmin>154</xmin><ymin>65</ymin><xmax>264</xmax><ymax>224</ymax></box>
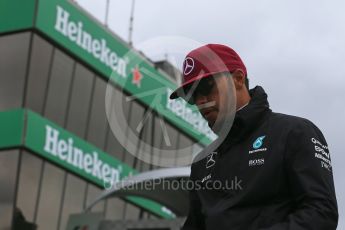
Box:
<box><xmin>25</xmin><ymin>34</ymin><xmax>53</xmax><ymax>114</ymax></box>
<box><xmin>0</xmin><ymin>32</ymin><xmax>30</xmax><ymax>110</ymax></box>
<box><xmin>66</xmin><ymin>64</ymin><xmax>94</xmax><ymax>137</ymax></box>
<box><xmin>124</xmin><ymin>203</ymin><xmax>140</xmax><ymax>220</ymax></box>
<box><xmin>44</xmin><ymin>49</ymin><xmax>74</xmax><ymax>125</ymax></box>
<box><xmin>175</xmin><ymin>134</ymin><xmax>193</xmax><ymax>166</ymax></box>
<box><xmin>119</xmin><ymin>90</ymin><xmax>131</xmax><ymax>123</ymax></box>
<box><xmin>16</xmin><ymin>151</ymin><xmax>42</xmax><ymax>222</ymax></box>
<box><xmin>151</xmin><ymin>115</ymin><xmax>164</xmax><ymax>169</ymax></box>
<box><xmin>104</xmin><ymin>198</ymin><xmax>125</xmax><ymax>221</ymax></box>
<box><xmin>136</xmin><ymin>107</ymin><xmax>153</xmax><ymax>171</ymax></box>
<box><xmin>105</xmin><ymin>130</ymin><xmax>125</xmax><ymax>161</ymax></box>
<box><xmin>150</xmin><ymin>214</ymin><xmax>159</xmax><ymax>220</ymax></box>
<box><xmin>58</xmin><ymin>173</ymin><xmax>87</xmax><ymax>230</ymax></box>
<box><xmin>123</xmin><ymin>101</ymin><xmax>144</xmax><ymax>167</ymax></box>
<box><xmin>0</xmin><ymin>150</ymin><xmax>20</xmax><ymax>229</ymax></box>
<box><xmin>140</xmin><ymin>211</ymin><xmax>149</xmax><ymax>219</ymax></box>
<box><xmin>158</xmin><ymin>121</ymin><xmax>178</xmax><ymax>167</ymax></box>
<box><xmin>35</xmin><ymin>162</ymin><xmax>65</xmax><ymax>230</ymax></box>
<box><xmin>105</xmin><ymin>85</ymin><xmax>131</xmax><ymax>161</ymax></box>
<box><xmin>85</xmin><ymin>184</ymin><xmax>105</xmax><ymax>213</ymax></box>
<box><xmin>87</xmin><ymin>77</ymin><xmax>108</xmax><ymax>149</ymax></box>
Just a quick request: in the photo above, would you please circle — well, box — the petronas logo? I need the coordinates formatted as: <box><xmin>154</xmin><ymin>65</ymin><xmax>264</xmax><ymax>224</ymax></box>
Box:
<box><xmin>253</xmin><ymin>136</ymin><xmax>266</xmax><ymax>149</ymax></box>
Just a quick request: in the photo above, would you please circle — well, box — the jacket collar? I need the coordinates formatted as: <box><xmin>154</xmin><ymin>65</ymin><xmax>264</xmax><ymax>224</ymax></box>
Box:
<box><xmin>220</xmin><ymin>86</ymin><xmax>271</xmax><ymax>149</ymax></box>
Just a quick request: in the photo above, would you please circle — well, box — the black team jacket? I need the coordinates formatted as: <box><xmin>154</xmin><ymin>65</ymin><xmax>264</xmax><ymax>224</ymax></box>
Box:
<box><xmin>183</xmin><ymin>86</ymin><xmax>338</xmax><ymax>230</ymax></box>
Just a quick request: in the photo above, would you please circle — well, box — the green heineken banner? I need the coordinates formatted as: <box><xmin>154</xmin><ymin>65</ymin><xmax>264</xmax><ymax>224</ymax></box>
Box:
<box><xmin>0</xmin><ymin>109</ymin><xmax>25</xmax><ymax>149</ymax></box>
<box><xmin>0</xmin><ymin>109</ymin><xmax>175</xmax><ymax>219</ymax></box>
<box><xmin>0</xmin><ymin>0</ymin><xmax>216</xmax><ymax>145</ymax></box>
<box><xmin>0</xmin><ymin>0</ymin><xmax>36</xmax><ymax>33</ymax></box>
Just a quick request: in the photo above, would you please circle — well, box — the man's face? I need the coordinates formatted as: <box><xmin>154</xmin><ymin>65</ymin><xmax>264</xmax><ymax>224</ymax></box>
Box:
<box><xmin>183</xmin><ymin>72</ymin><xmax>234</xmax><ymax>130</ymax></box>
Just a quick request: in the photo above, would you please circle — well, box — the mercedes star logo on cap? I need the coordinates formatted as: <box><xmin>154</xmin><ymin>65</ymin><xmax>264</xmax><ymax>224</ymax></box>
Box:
<box><xmin>183</xmin><ymin>57</ymin><xmax>194</xmax><ymax>75</ymax></box>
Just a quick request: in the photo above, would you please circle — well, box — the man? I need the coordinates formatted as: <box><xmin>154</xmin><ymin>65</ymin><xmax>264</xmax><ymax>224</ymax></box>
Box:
<box><xmin>169</xmin><ymin>44</ymin><xmax>338</xmax><ymax>229</ymax></box>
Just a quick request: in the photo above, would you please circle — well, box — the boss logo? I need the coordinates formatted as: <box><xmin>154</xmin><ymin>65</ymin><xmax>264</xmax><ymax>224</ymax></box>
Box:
<box><xmin>249</xmin><ymin>158</ymin><xmax>265</xmax><ymax>167</ymax></box>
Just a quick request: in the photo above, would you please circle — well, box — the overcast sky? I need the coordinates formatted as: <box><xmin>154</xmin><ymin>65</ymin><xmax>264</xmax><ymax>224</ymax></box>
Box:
<box><xmin>75</xmin><ymin>0</ymin><xmax>345</xmax><ymax>227</ymax></box>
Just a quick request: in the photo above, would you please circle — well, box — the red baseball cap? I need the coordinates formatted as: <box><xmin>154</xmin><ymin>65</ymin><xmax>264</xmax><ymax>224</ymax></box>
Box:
<box><xmin>169</xmin><ymin>44</ymin><xmax>247</xmax><ymax>99</ymax></box>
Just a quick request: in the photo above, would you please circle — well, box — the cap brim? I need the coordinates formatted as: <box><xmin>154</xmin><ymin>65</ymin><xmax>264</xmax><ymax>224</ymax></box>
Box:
<box><xmin>169</xmin><ymin>73</ymin><xmax>215</xmax><ymax>99</ymax></box>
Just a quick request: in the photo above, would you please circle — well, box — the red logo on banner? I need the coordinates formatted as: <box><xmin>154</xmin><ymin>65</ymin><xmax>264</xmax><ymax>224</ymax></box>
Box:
<box><xmin>132</xmin><ymin>67</ymin><xmax>143</xmax><ymax>87</ymax></box>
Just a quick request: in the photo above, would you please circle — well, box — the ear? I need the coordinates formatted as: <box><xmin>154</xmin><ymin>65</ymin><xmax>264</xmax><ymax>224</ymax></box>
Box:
<box><xmin>232</xmin><ymin>69</ymin><xmax>246</xmax><ymax>90</ymax></box>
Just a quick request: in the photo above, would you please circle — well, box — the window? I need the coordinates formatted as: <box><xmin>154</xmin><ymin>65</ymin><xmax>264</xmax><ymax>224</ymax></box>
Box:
<box><xmin>0</xmin><ymin>32</ymin><xmax>30</xmax><ymax>110</ymax></box>
<box><xmin>65</xmin><ymin>64</ymin><xmax>94</xmax><ymax>137</ymax></box>
<box><xmin>136</xmin><ymin>107</ymin><xmax>153</xmax><ymax>171</ymax></box>
<box><xmin>58</xmin><ymin>173</ymin><xmax>87</xmax><ymax>230</ymax></box>
<box><xmin>123</xmin><ymin>101</ymin><xmax>145</xmax><ymax>167</ymax></box>
<box><xmin>105</xmin><ymin>85</ymin><xmax>131</xmax><ymax>161</ymax></box>
<box><xmin>0</xmin><ymin>150</ymin><xmax>20</xmax><ymax>228</ymax></box>
<box><xmin>16</xmin><ymin>151</ymin><xmax>42</xmax><ymax>222</ymax></box>
<box><xmin>44</xmin><ymin>49</ymin><xmax>74</xmax><ymax>125</ymax></box>
<box><xmin>35</xmin><ymin>162</ymin><xmax>65</xmax><ymax>229</ymax></box>
<box><xmin>105</xmin><ymin>198</ymin><xmax>126</xmax><ymax>220</ymax></box>
<box><xmin>87</xmin><ymin>77</ymin><xmax>109</xmax><ymax>149</ymax></box>
<box><xmin>84</xmin><ymin>184</ymin><xmax>105</xmax><ymax>213</ymax></box>
<box><xmin>157</xmin><ymin>121</ymin><xmax>179</xmax><ymax>167</ymax></box>
<box><xmin>124</xmin><ymin>203</ymin><xmax>140</xmax><ymax>220</ymax></box>
<box><xmin>25</xmin><ymin>34</ymin><xmax>53</xmax><ymax>114</ymax></box>
<box><xmin>175</xmin><ymin>134</ymin><xmax>193</xmax><ymax>166</ymax></box>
